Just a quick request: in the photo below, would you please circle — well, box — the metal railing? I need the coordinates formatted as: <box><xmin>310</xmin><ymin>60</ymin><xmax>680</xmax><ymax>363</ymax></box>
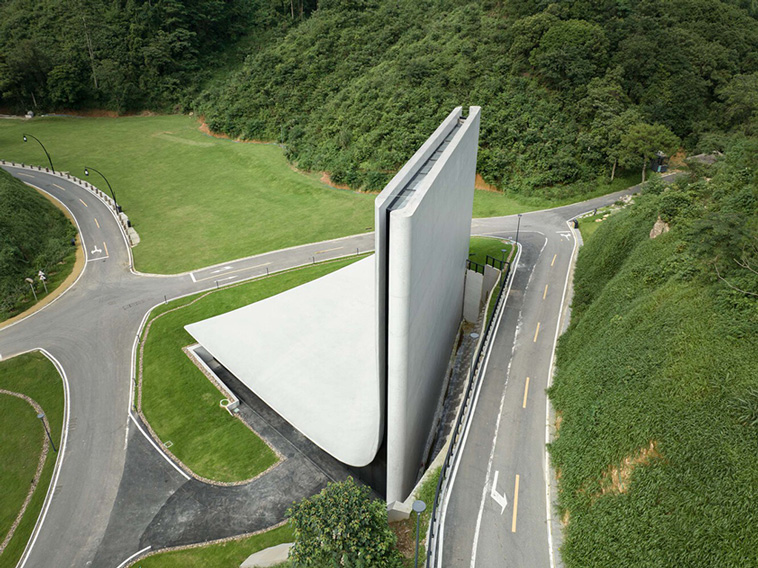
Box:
<box><xmin>426</xmin><ymin>257</ymin><xmax>514</xmax><ymax>566</ymax></box>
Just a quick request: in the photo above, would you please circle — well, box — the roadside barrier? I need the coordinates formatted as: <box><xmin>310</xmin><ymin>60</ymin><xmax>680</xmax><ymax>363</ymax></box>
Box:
<box><xmin>426</xmin><ymin>254</ymin><xmax>515</xmax><ymax>566</ymax></box>
<box><xmin>0</xmin><ymin>160</ymin><xmax>139</xmax><ymax>246</ymax></box>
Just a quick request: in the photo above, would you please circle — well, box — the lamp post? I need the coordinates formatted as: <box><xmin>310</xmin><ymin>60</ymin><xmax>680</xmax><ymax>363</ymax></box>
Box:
<box><xmin>23</xmin><ymin>134</ymin><xmax>55</xmax><ymax>173</ymax></box>
<box><xmin>84</xmin><ymin>166</ymin><xmax>121</xmax><ymax>213</ymax></box>
<box><xmin>25</xmin><ymin>277</ymin><xmax>37</xmax><ymax>302</ymax></box>
<box><xmin>515</xmin><ymin>213</ymin><xmax>522</xmax><ymax>245</ymax></box>
<box><xmin>413</xmin><ymin>499</ymin><xmax>426</xmax><ymax>568</ymax></box>
<box><xmin>37</xmin><ymin>411</ymin><xmax>57</xmax><ymax>452</ymax></box>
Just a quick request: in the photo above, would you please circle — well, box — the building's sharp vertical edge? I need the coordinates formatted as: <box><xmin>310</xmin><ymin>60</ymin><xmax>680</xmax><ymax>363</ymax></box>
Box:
<box><xmin>385</xmin><ymin>107</ymin><xmax>481</xmax><ymax>505</ymax></box>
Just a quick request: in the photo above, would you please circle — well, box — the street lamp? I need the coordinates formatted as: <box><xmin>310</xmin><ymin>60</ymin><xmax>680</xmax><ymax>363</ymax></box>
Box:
<box><xmin>22</xmin><ymin>134</ymin><xmax>55</xmax><ymax>173</ymax></box>
<box><xmin>413</xmin><ymin>499</ymin><xmax>426</xmax><ymax>568</ymax></box>
<box><xmin>515</xmin><ymin>213</ymin><xmax>523</xmax><ymax>245</ymax></box>
<box><xmin>37</xmin><ymin>411</ymin><xmax>57</xmax><ymax>452</ymax></box>
<box><xmin>24</xmin><ymin>277</ymin><xmax>37</xmax><ymax>302</ymax></box>
<box><xmin>84</xmin><ymin>166</ymin><xmax>121</xmax><ymax>213</ymax></box>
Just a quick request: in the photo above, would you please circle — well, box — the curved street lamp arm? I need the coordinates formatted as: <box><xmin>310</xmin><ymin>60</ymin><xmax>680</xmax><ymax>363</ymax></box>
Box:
<box><xmin>22</xmin><ymin>133</ymin><xmax>55</xmax><ymax>173</ymax></box>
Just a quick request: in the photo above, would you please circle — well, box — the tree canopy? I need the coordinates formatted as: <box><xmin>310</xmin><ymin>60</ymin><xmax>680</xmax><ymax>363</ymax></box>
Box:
<box><xmin>286</xmin><ymin>477</ymin><xmax>403</xmax><ymax>567</ymax></box>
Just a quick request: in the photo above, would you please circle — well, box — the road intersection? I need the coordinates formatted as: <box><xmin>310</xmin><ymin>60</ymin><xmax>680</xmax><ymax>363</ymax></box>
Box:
<box><xmin>1</xmin><ymin>164</ymin><xmax>654</xmax><ymax>567</ymax></box>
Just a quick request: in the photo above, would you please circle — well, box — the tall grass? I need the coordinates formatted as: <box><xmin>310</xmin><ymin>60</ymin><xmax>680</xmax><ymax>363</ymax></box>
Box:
<box><xmin>549</xmin><ymin>196</ymin><xmax>758</xmax><ymax>567</ymax></box>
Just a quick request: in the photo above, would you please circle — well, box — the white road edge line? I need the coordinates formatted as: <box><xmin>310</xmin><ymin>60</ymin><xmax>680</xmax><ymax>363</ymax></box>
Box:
<box><xmin>544</xmin><ymin>221</ymin><xmax>579</xmax><ymax>568</ymax></box>
<box><xmin>115</xmin><ymin>545</ymin><xmax>151</xmax><ymax>568</ymax></box>
<box><xmin>16</xmin><ymin>348</ymin><xmax>70</xmax><ymax>568</ymax></box>
<box><xmin>437</xmin><ymin>243</ymin><xmax>523</xmax><ymax>568</ymax></box>
<box><xmin>467</xmin><ymin>237</ymin><xmax>547</xmax><ymax>567</ymax></box>
<box><xmin>128</xmin><ymin>413</ymin><xmax>190</xmax><ymax>480</ymax></box>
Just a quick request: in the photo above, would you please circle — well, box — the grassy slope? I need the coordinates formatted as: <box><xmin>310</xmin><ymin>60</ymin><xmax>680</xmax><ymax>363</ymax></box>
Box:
<box><xmin>549</xmin><ymin>201</ymin><xmax>758</xmax><ymax>566</ymax></box>
<box><xmin>1</xmin><ymin>116</ymin><xmax>640</xmax><ymax>275</ymax></box>
<box><xmin>0</xmin><ymin>352</ymin><xmax>64</xmax><ymax>568</ymax></box>
<box><xmin>0</xmin><ymin>169</ymin><xmax>77</xmax><ymax>321</ymax></box>
<box><xmin>140</xmin><ymin>256</ymin><xmax>363</xmax><ymax>481</ymax></box>
<box><xmin>0</xmin><ymin>116</ymin><xmax>375</xmax><ymax>274</ymax></box>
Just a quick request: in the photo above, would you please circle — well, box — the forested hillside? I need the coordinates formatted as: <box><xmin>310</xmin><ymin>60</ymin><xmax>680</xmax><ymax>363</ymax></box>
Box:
<box><xmin>0</xmin><ymin>0</ymin><xmax>312</xmax><ymax>112</ymax></box>
<box><xmin>548</xmin><ymin>137</ymin><xmax>758</xmax><ymax>566</ymax></box>
<box><xmin>199</xmin><ymin>0</ymin><xmax>758</xmax><ymax>194</ymax></box>
<box><xmin>3</xmin><ymin>0</ymin><xmax>757</xmax><ymax>197</ymax></box>
<box><xmin>0</xmin><ymin>169</ymin><xmax>76</xmax><ymax>319</ymax></box>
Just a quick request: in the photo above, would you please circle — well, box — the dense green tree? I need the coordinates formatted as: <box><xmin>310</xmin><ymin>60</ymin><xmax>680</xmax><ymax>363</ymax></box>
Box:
<box><xmin>619</xmin><ymin>122</ymin><xmax>680</xmax><ymax>181</ymax></box>
<box><xmin>286</xmin><ymin>477</ymin><xmax>403</xmax><ymax>568</ymax></box>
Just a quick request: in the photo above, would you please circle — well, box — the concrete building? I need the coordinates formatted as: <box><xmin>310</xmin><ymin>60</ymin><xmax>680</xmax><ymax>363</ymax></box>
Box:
<box><xmin>186</xmin><ymin>107</ymin><xmax>481</xmax><ymax>505</ymax></box>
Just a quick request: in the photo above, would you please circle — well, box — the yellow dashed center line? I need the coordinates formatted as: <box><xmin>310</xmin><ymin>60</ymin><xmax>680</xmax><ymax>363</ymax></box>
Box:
<box><xmin>511</xmin><ymin>475</ymin><xmax>520</xmax><ymax>533</ymax></box>
<box><xmin>53</xmin><ymin>183</ymin><xmax>65</xmax><ymax>191</ymax></box>
<box><xmin>543</xmin><ymin>284</ymin><xmax>548</xmax><ymax>300</ymax></box>
<box><xmin>94</xmin><ymin>218</ymin><xmax>100</xmax><ymax>229</ymax></box>
<box><xmin>522</xmin><ymin>377</ymin><xmax>530</xmax><ymax>408</ymax></box>
<box><xmin>551</xmin><ymin>254</ymin><xmax>557</xmax><ymax>266</ymax></box>
<box><xmin>533</xmin><ymin>322</ymin><xmax>540</xmax><ymax>342</ymax></box>
<box><xmin>79</xmin><ymin>198</ymin><xmax>88</xmax><ymax>207</ymax></box>
<box><xmin>103</xmin><ymin>241</ymin><xmax>108</xmax><ymax>256</ymax></box>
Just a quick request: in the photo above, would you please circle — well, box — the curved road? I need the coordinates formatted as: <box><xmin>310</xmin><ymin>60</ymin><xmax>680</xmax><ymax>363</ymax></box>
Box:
<box><xmin>1</xmin><ymin>164</ymin><xmax>670</xmax><ymax>567</ymax></box>
<box><xmin>0</xmin><ymin>165</ymin><xmax>372</xmax><ymax>567</ymax></box>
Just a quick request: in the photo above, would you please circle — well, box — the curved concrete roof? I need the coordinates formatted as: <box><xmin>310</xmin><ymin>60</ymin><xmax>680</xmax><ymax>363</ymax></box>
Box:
<box><xmin>185</xmin><ymin>256</ymin><xmax>381</xmax><ymax>467</ymax></box>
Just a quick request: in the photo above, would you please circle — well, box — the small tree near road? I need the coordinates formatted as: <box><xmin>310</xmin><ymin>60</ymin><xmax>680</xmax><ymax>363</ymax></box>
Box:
<box><xmin>619</xmin><ymin>122</ymin><xmax>680</xmax><ymax>182</ymax></box>
<box><xmin>287</xmin><ymin>477</ymin><xmax>403</xmax><ymax>567</ymax></box>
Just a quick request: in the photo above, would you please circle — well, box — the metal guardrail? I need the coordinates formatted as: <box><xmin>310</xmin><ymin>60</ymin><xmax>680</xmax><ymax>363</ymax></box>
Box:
<box><xmin>426</xmin><ymin>257</ymin><xmax>514</xmax><ymax>566</ymax></box>
<box><xmin>0</xmin><ymin>160</ymin><xmax>137</xmax><ymax>245</ymax></box>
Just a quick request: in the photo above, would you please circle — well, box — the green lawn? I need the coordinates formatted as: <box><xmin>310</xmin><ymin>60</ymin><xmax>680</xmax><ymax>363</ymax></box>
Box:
<box><xmin>468</xmin><ymin>236</ymin><xmax>512</xmax><ymax>267</ymax></box>
<box><xmin>0</xmin><ymin>115</ymin><xmax>375</xmax><ymax>274</ymax></box>
<box><xmin>0</xmin><ymin>352</ymin><xmax>64</xmax><ymax>568</ymax></box>
<box><xmin>130</xmin><ymin>524</ymin><xmax>294</xmax><ymax>568</ymax></box>
<box><xmin>0</xmin><ymin>115</ymin><xmax>641</xmax><ymax>274</ymax></box>
<box><xmin>139</xmin><ymin>256</ymin><xmax>364</xmax><ymax>481</ymax></box>
<box><xmin>472</xmin><ymin>171</ymin><xmax>641</xmax><ymax>219</ymax></box>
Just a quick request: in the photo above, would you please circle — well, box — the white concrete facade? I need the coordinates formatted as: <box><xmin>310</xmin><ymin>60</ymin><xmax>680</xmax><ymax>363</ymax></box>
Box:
<box><xmin>186</xmin><ymin>107</ymin><xmax>480</xmax><ymax>503</ymax></box>
<box><xmin>378</xmin><ymin>107</ymin><xmax>481</xmax><ymax>504</ymax></box>
<box><xmin>185</xmin><ymin>256</ymin><xmax>381</xmax><ymax>467</ymax></box>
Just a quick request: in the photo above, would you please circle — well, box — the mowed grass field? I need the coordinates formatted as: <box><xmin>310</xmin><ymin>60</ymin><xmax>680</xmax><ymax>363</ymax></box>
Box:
<box><xmin>0</xmin><ymin>115</ymin><xmax>639</xmax><ymax>275</ymax></box>
<box><xmin>0</xmin><ymin>352</ymin><xmax>64</xmax><ymax>568</ymax></box>
<box><xmin>0</xmin><ymin>115</ymin><xmax>375</xmax><ymax>274</ymax></box>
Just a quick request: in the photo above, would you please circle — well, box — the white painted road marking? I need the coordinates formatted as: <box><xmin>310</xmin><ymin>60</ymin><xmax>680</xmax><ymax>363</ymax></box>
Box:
<box><xmin>490</xmin><ymin>470</ymin><xmax>508</xmax><ymax>514</ymax></box>
<box><xmin>557</xmin><ymin>231</ymin><xmax>571</xmax><ymax>240</ymax></box>
<box><xmin>91</xmin><ymin>244</ymin><xmax>102</xmax><ymax>255</ymax></box>
<box><xmin>115</xmin><ymin>545</ymin><xmax>151</xmax><ymax>568</ymax></box>
<box><xmin>210</xmin><ymin>266</ymin><xmax>233</xmax><ymax>274</ymax></box>
<box><xmin>194</xmin><ymin>262</ymin><xmax>270</xmax><ymax>282</ymax></box>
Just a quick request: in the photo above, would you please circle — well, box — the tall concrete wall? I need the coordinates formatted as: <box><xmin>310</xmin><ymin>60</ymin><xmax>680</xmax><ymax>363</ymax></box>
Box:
<box><xmin>382</xmin><ymin>107</ymin><xmax>481</xmax><ymax>504</ymax></box>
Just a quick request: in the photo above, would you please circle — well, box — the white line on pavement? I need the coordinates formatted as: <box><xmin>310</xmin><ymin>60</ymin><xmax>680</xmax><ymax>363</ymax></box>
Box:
<box><xmin>437</xmin><ymin>244</ymin><xmax>523</xmax><ymax>568</ymax></box>
<box><xmin>17</xmin><ymin>349</ymin><xmax>70</xmax><ymax>568</ymax></box>
<box><xmin>128</xmin><ymin>413</ymin><xmax>190</xmax><ymax>480</ymax></box>
<box><xmin>544</xmin><ymin>221</ymin><xmax>579</xmax><ymax>568</ymax></box>
<box><xmin>115</xmin><ymin>545</ymin><xmax>151</xmax><ymax>568</ymax></box>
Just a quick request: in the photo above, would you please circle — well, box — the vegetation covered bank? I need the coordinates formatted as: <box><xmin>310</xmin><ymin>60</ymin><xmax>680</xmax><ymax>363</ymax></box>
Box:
<box><xmin>0</xmin><ymin>169</ymin><xmax>76</xmax><ymax>321</ymax></box>
<box><xmin>548</xmin><ymin>138</ymin><xmax>758</xmax><ymax>566</ymax></box>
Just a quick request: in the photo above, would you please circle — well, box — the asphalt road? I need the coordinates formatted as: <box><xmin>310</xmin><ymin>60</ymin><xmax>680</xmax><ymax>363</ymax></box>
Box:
<box><xmin>1</xmin><ymin>164</ymin><xmax>673</xmax><ymax>567</ymax></box>
<box><xmin>439</xmin><ymin>179</ymin><xmax>679</xmax><ymax>568</ymax></box>
<box><xmin>0</xmin><ymin>165</ymin><xmax>375</xmax><ymax>568</ymax></box>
